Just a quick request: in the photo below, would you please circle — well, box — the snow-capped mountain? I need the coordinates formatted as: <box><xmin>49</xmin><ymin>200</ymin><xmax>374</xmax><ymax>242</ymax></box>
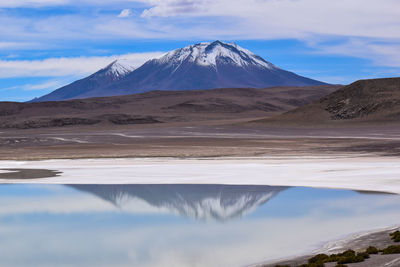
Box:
<box><xmin>33</xmin><ymin>41</ymin><xmax>326</xmax><ymax>101</ymax></box>
<box><xmin>91</xmin><ymin>41</ymin><xmax>326</xmax><ymax>98</ymax></box>
<box><xmin>70</xmin><ymin>184</ymin><xmax>288</xmax><ymax>221</ymax></box>
<box><xmin>158</xmin><ymin>41</ymin><xmax>276</xmax><ymax>69</ymax></box>
<box><xmin>31</xmin><ymin>59</ymin><xmax>135</xmax><ymax>102</ymax></box>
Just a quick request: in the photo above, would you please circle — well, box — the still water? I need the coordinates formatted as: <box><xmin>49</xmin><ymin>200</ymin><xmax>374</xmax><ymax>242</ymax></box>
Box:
<box><xmin>1</xmin><ymin>184</ymin><xmax>400</xmax><ymax>266</ymax></box>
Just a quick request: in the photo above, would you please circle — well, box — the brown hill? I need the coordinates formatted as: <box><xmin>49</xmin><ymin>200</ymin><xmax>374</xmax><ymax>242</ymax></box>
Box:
<box><xmin>263</xmin><ymin>77</ymin><xmax>400</xmax><ymax>125</ymax></box>
<box><xmin>0</xmin><ymin>86</ymin><xmax>339</xmax><ymax>129</ymax></box>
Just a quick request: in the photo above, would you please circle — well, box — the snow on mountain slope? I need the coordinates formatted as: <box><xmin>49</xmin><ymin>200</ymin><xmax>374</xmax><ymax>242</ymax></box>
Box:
<box><xmin>31</xmin><ymin>59</ymin><xmax>135</xmax><ymax>102</ymax></box>
<box><xmin>87</xmin><ymin>40</ymin><xmax>326</xmax><ymax>97</ymax></box>
<box><xmin>33</xmin><ymin>41</ymin><xmax>327</xmax><ymax>101</ymax></box>
<box><xmin>159</xmin><ymin>41</ymin><xmax>275</xmax><ymax>69</ymax></box>
<box><xmin>106</xmin><ymin>59</ymin><xmax>135</xmax><ymax>78</ymax></box>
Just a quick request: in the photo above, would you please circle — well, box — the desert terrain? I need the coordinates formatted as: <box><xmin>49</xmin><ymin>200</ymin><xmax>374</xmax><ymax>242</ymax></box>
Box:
<box><xmin>2</xmin><ymin>81</ymin><xmax>400</xmax><ymax>161</ymax></box>
<box><xmin>1</xmin><ymin>78</ymin><xmax>400</xmax><ymax>267</ymax></box>
<box><xmin>2</xmin><ymin>79</ymin><xmax>400</xmax><ymax>161</ymax></box>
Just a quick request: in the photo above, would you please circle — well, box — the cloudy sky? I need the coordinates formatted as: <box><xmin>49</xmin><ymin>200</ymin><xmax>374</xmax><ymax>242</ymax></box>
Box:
<box><xmin>1</xmin><ymin>0</ymin><xmax>400</xmax><ymax>101</ymax></box>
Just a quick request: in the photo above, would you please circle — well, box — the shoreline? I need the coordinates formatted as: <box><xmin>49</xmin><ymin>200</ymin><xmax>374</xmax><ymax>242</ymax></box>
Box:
<box><xmin>260</xmin><ymin>225</ymin><xmax>400</xmax><ymax>267</ymax></box>
<box><xmin>2</xmin><ymin>154</ymin><xmax>400</xmax><ymax>266</ymax></box>
<box><xmin>1</xmin><ymin>155</ymin><xmax>400</xmax><ymax>194</ymax></box>
<box><xmin>1</xmin><ymin>155</ymin><xmax>400</xmax><ymax>266</ymax></box>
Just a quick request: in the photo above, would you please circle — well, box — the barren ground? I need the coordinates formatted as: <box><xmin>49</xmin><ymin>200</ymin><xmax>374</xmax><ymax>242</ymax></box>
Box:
<box><xmin>2</xmin><ymin>121</ymin><xmax>400</xmax><ymax>160</ymax></box>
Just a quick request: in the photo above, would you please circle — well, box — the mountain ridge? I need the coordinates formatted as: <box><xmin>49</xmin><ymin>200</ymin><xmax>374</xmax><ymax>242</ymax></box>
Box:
<box><xmin>260</xmin><ymin>77</ymin><xmax>400</xmax><ymax>125</ymax></box>
<box><xmin>33</xmin><ymin>41</ymin><xmax>327</xmax><ymax>102</ymax></box>
<box><xmin>0</xmin><ymin>85</ymin><xmax>339</xmax><ymax>129</ymax></box>
<box><xmin>31</xmin><ymin>60</ymin><xmax>134</xmax><ymax>102</ymax></box>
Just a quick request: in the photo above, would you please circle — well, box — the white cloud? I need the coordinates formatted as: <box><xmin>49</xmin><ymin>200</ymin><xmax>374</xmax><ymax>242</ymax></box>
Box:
<box><xmin>1</xmin><ymin>0</ymin><xmax>400</xmax><ymax>71</ymax></box>
<box><xmin>312</xmin><ymin>39</ymin><xmax>400</xmax><ymax>68</ymax></box>
<box><xmin>22</xmin><ymin>80</ymin><xmax>65</xmax><ymax>91</ymax></box>
<box><xmin>0</xmin><ymin>42</ymin><xmax>37</xmax><ymax>49</ymax></box>
<box><xmin>2</xmin><ymin>80</ymin><xmax>66</xmax><ymax>91</ymax></box>
<box><xmin>118</xmin><ymin>9</ymin><xmax>132</xmax><ymax>18</ymax></box>
<box><xmin>134</xmin><ymin>0</ymin><xmax>400</xmax><ymax>68</ymax></box>
<box><xmin>2</xmin><ymin>0</ymin><xmax>400</xmax><ymax>40</ymax></box>
<box><xmin>141</xmin><ymin>0</ymin><xmax>212</xmax><ymax>18</ymax></box>
<box><xmin>0</xmin><ymin>0</ymin><xmax>68</xmax><ymax>7</ymax></box>
<box><xmin>138</xmin><ymin>0</ymin><xmax>400</xmax><ymax>39</ymax></box>
<box><xmin>0</xmin><ymin>52</ymin><xmax>164</xmax><ymax>78</ymax></box>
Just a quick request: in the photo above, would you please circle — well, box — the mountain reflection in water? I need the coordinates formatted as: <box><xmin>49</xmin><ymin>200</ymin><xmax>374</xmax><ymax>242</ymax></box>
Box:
<box><xmin>2</xmin><ymin>184</ymin><xmax>400</xmax><ymax>267</ymax></box>
<box><xmin>69</xmin><ymin>184</ymin><xmax>289</xmax><ymax>221</ymax></box>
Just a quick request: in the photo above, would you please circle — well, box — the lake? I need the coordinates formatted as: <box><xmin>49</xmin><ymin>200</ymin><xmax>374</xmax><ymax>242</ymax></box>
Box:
<box><xmin>1</xmin><ymin>184</ymin><xmax>400</xmax><ymax>266</ymax></box>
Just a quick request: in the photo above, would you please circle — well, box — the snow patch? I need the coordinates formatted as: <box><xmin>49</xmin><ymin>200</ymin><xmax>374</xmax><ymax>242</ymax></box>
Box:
<box><xmin>100</xmin><ymin>59</ymin><xmax>135</xmax><ymax>78</ymax></box>
<box><xmin>157</xmin><ymin>41</ymin><xmax>276</xmax><ymax>69</ymax></box>
<box><xmin>107</xmin><ymin>60</ymin><xmax>135</xmax><ymax>77</ymax></box>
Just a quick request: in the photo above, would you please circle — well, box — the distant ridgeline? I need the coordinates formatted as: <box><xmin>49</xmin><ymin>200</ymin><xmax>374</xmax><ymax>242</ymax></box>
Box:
<box><xmin>268</xmin><ymin>77</ymin><xmax>400</xmax><ymax>123</ymax></box>
<box><xmin>31</xmin><ymin>41</ymin><xmax>326</xmax><ymax>102</ymax></box>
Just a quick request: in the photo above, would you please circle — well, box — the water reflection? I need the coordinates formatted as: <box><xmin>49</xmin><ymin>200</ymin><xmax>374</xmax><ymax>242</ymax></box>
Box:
<box><xmin>70</xmin><ymin>184</ymin><xmax>288</xmax><ymax>221</ymax></box>
<box><xmin>1</xmin><ymin>184</ymin><xmax>400</xmax><ymax>267</ymax></box>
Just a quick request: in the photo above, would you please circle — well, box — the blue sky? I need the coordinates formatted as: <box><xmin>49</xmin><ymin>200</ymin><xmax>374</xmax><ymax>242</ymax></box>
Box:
<box><xmin>1</xmin><ymin>0</ymin><xmax>400</xmax><ymax>101</ymax></box>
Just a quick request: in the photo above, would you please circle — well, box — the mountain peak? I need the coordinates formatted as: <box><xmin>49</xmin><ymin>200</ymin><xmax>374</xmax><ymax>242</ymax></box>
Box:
<box><xmin>158</xmin><ymin>40</ymin><xmax>276</xmax><ymax>69</ymax></box>
<box><xmin>30</xmin><ymin>59</ymin><xmax>136</xmax><ymax>102</ymax></box>
<box><xmin>33</xmin><ymin>41</ymin><xmax>326</xmax><ymax>101</ymax></box>
<box><xmin>102</xmin><ymin>59</ymin><xmax>135</xmax><ymax>78</ymax></box>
